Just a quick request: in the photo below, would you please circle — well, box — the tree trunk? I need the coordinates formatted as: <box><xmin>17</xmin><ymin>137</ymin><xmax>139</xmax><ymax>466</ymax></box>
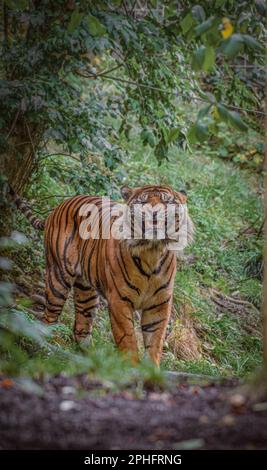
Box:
<box><xmin>0</xmin><ymin>117</ymin><xmax>42</xmax><ymax>236</ymax></box>
<box><xmin>263</xmin><ymin>95</ymin><xmax>267</xmax><ymax>367</ymax></box>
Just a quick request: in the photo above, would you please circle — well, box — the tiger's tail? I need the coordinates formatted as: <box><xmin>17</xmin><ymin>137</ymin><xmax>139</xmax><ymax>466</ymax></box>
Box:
<box><xmin>8</xmin><ymin>185</ymin><xmax>45</xmax><ymax>231</ymax></box>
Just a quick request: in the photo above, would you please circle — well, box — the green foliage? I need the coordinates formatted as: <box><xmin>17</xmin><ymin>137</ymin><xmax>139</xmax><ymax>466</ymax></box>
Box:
<box><xmin>212</xmin><ymin>123</ymin><xmax>264</xmax><ymax>170</ymax></box>
<box><xmin>179</xmin><ymin>0</ymin><xmax>265</xmax><ymax>142</ymax></box>
<box><xmin>217</xmin><ymin>105</ymin><xmax>248</xmax><ymax>131</ymax></box>
<box><xmin>0</xmin><ymin>0</ymin><xmax>193</xmax><ymax>170</ymax></box>
<box><xmin>86</xmin><ymin>15</ymin><xmax>107</xmax><ymax>37</ymax></box>
<box><xmin>0</xmin><ymin>0</ymin><xmax>264</xmax><ymax>175</ymax></box>
<box><xmin>68</xmin><ymin>9</ymin><xmax>83</xmax><ymax>33</ymax></box>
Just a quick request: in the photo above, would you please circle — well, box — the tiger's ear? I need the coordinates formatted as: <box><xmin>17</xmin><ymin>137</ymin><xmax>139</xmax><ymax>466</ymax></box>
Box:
<box><xmin>178</xmin><ymin>190</ymin><xmax>187</xmax><ymax>203</ymax></box>
<box><xmin>121</xmin><ymin>186</ymin><xmax>133</xmax><ymax>201</ymax></box>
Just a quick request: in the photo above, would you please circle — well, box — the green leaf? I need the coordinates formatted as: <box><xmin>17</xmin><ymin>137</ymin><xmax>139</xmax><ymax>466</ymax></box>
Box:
<box><xmin>168</xmin><ymin>128</ymin><xmax>181</xmax><ymax>143</ymax></box>
<box><xmin>188</xmin><ymin>121</ymin><xmax>209</xmax><ymax>143</ymax></box>
<box><xmin>217</xmin><ymin>104</ymin><xmax>230</xmax><ymax>122</ymax></box>
<box><xmin>192</xmin><ymin>46</ymin><xmax>215</xmax><ymax>72</ymax></box>
<box><xmin>243</xmin><ymin>35</ymin><xmax>264</xmax><ymax>52</ymax></box>
<box><xmin>5</xmin><ymin>0</ymin><xmax>28</xmax><ymax>9</ymax></box>
<box><xmin>188</xmin><ymin>124</ymin><xmax>197</xmax><ymax>144</ymax></box>
<box><xmin>161</xmin><ymin>127</ymin><xmax>169</xmax><ymax>144</ymax></box>
<box><xmin>181</xmin><ymin>13</ymin><xmax>194</xmax><ymax>34</ymax></box>
<box><xmin>221</xmin><ymin>34</ymin><xmax>243</xmax><ymax>59</ymax></box>
<box><xmin>68</xmin><ymin>9</ymin><xmax>83</xmax><ymax>33</ymax></box>
<box><xmin>147</xmin><ymin>131</ymin><xmax>156</xmax><ymax>147</ymax></box>
<box><xmin>154</xmin><ymin>140</ymin><xmax>168</xmax><ymax>163</ymax></box>
<box><xmin>203</xmin><ymin>46</ymin><xmax>215</xmax><ymax>71</ymax></box>
<box><xmin>198</xmin><ymin>105</ymin><xmax>211</xmax><ymax>119</ymax></box>
<box><xmin>195</xmin><ymin>121</ymin><xmax>209</xmax><ymax>141</ymax></box>
<box><xmin>194</xmin><ymin>17</ymin><xmax>214</xmax><ymax>37</ymax></box>
<box><xmin>198</xmin><ymin>90</ymin><xmax>216</xmax><ymax>103</ymax></box>
<box><xmin>192</xmin><ymin>45</ymin><xmax>206</xmax><ymax>71</ymax></box>
<box><xmin>228</xmin><ymin>111</ymin><xmax>248</xmax><ymax>132</ymax></box>
<box><xmin>141</xmin><ymin>129</ymin><xmax>156</xmax><ymax>147</ymax></box>
<box><xmin>218</xmin><ymin>146</ymin><xmax>228</xmax><ymax>157</ymax></box>
<box><xmin>238</xmin><ymin>16</ymin><xmax>249</xmax><ymax>34</ymax></box>
<box><xmin>87</xmin><ymin>15</ymin><xmax>106</xmax><ymax>37</ymax></box>
<box><xmin>192</xmin><ymin>5</ymin><xmax>206</xmax><ymax>22</ymax></box>
<box><xmin>216</xmin><ymin>104</ymin><xmax>247</xmax><ymax>131</ymax></box>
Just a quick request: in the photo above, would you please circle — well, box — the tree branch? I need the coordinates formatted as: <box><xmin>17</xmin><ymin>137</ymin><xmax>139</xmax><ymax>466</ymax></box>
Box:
<box><xmin>7</xmin><ymin>110</ymin><xmax>20</xmax><ymax>139</ymax></box>
<box><xmin>78</xmin><ymin>68</ymin><xmax>267</xmax><ymax>117</ymax></box>
<box><xmin>39</xmin><ymin>153</ymin><xmax>80</xmax><ymax>163</ymax></box>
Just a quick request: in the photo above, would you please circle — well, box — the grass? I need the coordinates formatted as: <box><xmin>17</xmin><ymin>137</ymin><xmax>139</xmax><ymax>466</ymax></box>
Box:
<box><xmin>1</xmin><ymin>125</ymin><xmax>263</xmax><ymax>382</ymax></box>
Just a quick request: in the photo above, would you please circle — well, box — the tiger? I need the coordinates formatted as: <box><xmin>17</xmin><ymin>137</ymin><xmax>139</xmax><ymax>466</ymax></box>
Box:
<box><xmin>10</xmin><ymin>184</ymin><xmax>194</xmax><ymax>366</ymax></box>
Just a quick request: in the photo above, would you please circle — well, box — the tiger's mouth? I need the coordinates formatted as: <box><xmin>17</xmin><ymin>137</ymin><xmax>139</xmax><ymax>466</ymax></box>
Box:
<box><xmin>122</xmin><ymin>212</ymin><xmax>181</xmax><ymax>242</ymax></box>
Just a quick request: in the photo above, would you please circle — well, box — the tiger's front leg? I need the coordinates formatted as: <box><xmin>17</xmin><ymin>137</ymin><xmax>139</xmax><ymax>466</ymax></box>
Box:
<box><xmin>141</xmin><ymin>297</ymin><xmax>172</xmax><ymax>367</ymax></box>
<box><xmin>108</xmin><ymin>295</ymin><xmax>139</xmax><ymax>364</ymax></box>
<box><xmin>73</xmin><ymin>282</ymin><xmax>99</xmax><ymax>345</ymax></box>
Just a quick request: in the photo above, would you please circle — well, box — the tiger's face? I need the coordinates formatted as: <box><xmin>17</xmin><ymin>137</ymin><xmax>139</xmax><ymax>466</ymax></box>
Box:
<box><xmin>120</xmin><ymin>185</ymin><xmax>194</xmax><ymax>248</ymax></box>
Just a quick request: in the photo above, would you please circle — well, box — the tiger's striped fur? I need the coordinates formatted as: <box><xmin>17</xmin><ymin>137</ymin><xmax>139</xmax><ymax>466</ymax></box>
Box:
<box><xmin>12</xmin><ymin>184</ymin><xmax>194</xmax><ymax>366</ymax></box>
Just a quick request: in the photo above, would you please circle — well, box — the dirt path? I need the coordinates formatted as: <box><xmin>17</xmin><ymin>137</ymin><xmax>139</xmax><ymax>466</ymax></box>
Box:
<box><xmin>0</xmin><ymin>375</ymin><xmax>267</xmax><ymax>450</ymax></box>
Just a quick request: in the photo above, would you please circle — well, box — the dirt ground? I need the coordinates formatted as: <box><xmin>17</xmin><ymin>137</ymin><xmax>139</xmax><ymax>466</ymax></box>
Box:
<box><xmin>0</xmin><ymin>374</ymin><xmax>267</xmax><ymax>450</ymax></box>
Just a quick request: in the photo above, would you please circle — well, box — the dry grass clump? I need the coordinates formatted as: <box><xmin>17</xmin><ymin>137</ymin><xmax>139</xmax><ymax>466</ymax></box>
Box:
<box><xmin>167</xmin><ymin>304</ymin><xmax>203</xmax><ymax>361</ymax></box>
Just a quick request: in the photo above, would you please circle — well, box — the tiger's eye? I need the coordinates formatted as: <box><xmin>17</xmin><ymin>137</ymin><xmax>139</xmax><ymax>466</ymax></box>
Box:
<box><xmin>161</xmin><ymin>193</ymin><xmax>170</xmax><ymax>202</ymax></box>
<box><xmin>140</xmin><ymin>194</ymin><xmax>148</xmax><ymax>202</ymax></box>
<box><xmin>135</xmin><ymin>194</ymin><xmax>148</xmax><ymax>204</ymax></box>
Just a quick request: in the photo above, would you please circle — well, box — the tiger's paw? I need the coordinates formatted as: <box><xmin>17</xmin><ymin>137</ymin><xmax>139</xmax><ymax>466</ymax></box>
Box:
<box><xmin>74</xmin><ymin>332</ymin><xmax>92</xmax><ymax>349</ymax></box>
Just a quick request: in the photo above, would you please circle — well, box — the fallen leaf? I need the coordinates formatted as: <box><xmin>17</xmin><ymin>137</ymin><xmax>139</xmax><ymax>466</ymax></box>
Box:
<box><xmin>0</xmin><ymin>378</ymin><xmax>13</xmax><ymax>388</ymax></box>
<box><xmin>230</xmin><ymin>393</ymin><xmax>246</xmax><ymax>407</ymax></box>
<box><xmin>253</xmin><ymin>402</ymin><xmax>267</xmax><ymax>412</ymax></box>
<box><xmin>59</xmin><ymin>400</ymin><xmax>77</xmax><ymax>411</ymax></box>
<box><xmin>220</xmin><ymin>414</ymin><xmax>236</xmax><ymax>426</ymax></box>
<box><xmin>62</xmin><ymin>386</ymin><xmax>76</xmax><ymax>396</ymax></box>
<box><xmin>199</xmin><ymin>415</ymin><xmax>209</xmax><ymax>425</ymax></box>
<box><xmin>173</xmin><ymin>438</ymin><xmax>205</xmax><ymax>450</ymax></box>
